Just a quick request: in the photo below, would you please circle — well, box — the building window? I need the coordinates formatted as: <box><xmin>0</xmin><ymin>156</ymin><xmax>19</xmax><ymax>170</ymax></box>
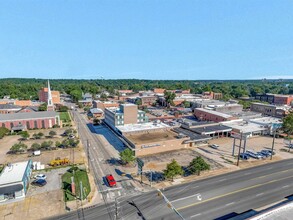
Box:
<box><xmin>2</xmin><ymin>123</ymin><xmax>5</xmax><ymax>128</ymax></box>
<box><xmin>34</xmin><ymin>120</ymin><xmax>38</xmax><ymax>129</ymax></box>
<box><xmin>10</xmin><ymin>122</ymin><xmax>13</xmax><ymax>128</ymax></box>
<box><xmin>42</xmin><ymin>120</ymin><xmax>45</xmax><ymax>128</ymax></box>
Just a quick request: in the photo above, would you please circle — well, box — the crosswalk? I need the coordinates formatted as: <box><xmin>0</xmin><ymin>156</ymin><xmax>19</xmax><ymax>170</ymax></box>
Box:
<box><xmin>100</xmin><ymin>187</ymin><xmax>140</xmax><ymax>200</ymax></box>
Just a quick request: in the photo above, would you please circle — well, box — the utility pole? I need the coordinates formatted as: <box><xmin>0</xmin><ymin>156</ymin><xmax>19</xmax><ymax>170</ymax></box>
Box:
<box><xmin>87</xmin><ymin>139</ymin><xmax>90</xmax><ymax>172</ymax></box>
<box><xmin>157</xmin><ymin>189</ymin><xmax>186</xmax><ymax>220</ymax></box>
<box><xmin>236</xmin><ymin>132</ymin><xmax>243</xmax><ymax>166</ymax></box>
<box><xmin>271</xmin><ymin>129</ymin><xmax>276</xmax><ymax>160</ymax></box>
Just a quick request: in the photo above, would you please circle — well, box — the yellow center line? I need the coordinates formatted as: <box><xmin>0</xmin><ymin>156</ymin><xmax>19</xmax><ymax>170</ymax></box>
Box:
<box><xmin>177</xmin><ymin>174</ymin><xmax>293</xmax><ymax>211</ymax></box>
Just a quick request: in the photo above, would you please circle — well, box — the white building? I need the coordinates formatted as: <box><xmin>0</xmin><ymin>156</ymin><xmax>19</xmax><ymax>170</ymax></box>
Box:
<box><xmin>0</xmin><ymin>160</ymin><xmax>33</xmax><ymax>203</ymax></box>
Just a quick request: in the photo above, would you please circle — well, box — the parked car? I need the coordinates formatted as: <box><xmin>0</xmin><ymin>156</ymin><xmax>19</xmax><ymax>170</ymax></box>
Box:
<box><xmin>32</xmin><ymin>179</ymin><xmax>47</xmax><ymax>187</ymax></box>
<box><xmin>240</xmin><ymin>153</ymin><xmax>249</xmax><ymax>160</ymax></box>
<box><xmin>245</xmin><ymin>150</ymin><xmax>259</xmax><ymax>159</ymax></box>
<box><xmin>210</xmin><ymin>144</ymin><xmax>219</xmax><ymax>149</ymax></box>
<box><xmin>106</xmin><ymin>174</ymin><xmax>117</xmax><ymax>187</ymax></box>
<box><xmin>34</xmin><ymin>174</ymin><xmax>47</xmax><ymax>179</ymax></box>
<box><xmin>260</xmin><ymin>150</ymin><xmax>271</xmax><ymax>157</ymax></box>
<box><xmin>266</xmin><ymin>149</ymin><xmax>276</xmax><ymax>155</ymax></box>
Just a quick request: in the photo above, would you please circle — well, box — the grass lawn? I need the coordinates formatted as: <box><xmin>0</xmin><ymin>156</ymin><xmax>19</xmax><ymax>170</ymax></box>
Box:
<box><xmin>62</xmin><ymin>167</ymin><xmax>91</xmax><ymax>202</ymax></box>
<box><xmin>60</xmin><ymin>112</ymin><xmax>71</xmax><ymax>122</ymax></box>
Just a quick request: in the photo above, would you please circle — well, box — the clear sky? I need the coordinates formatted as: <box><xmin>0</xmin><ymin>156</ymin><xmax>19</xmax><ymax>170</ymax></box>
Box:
<box><xmin>1</xmin><ymin>0</ymin><xmax>293</xmax><ymax>80</ymax></box>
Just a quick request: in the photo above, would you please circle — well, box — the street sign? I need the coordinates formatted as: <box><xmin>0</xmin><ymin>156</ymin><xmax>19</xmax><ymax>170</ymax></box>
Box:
<box><xmin>137</xmin><ymin>158</ymin><xmax>144</xmax><ymax>168</ymax></box>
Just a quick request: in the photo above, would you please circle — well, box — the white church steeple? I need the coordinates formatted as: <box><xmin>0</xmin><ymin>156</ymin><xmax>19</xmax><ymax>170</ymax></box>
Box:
<box><xmin>47</xmin><ymin>80</ymin><xmax>54</xmax><ymax>111</ymax></box>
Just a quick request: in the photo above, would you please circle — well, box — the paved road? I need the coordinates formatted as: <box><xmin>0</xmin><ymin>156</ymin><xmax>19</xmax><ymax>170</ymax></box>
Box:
<box><xmin>71</xmin><ymin>110</ymin><xmax>140</xmax><ymax>202</ymax></box>
<box><xmin>49</xmin><ymin>158</ymin><xmax>293</xmax><ymax>220</ymax></box>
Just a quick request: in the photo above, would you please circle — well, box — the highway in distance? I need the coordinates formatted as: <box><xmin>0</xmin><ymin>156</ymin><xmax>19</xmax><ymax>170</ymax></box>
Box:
<box><xmin>50</xmin><ymin>158</ymin><xmax>293</xmax><ymax>220</ymax></box>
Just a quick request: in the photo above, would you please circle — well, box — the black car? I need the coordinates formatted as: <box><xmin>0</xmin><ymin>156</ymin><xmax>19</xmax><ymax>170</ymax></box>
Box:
<box><xmin>32</xmin><ymin>179</ymin><xmax>47</xmax><ymax>187</ymax></box>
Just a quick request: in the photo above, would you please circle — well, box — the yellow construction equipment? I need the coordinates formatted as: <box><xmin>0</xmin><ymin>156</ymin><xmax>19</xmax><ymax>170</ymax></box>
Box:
<box><xmin>50</xmin><ymin>157</ymin><xmax>70</xmax><ymax>166</ymax></box>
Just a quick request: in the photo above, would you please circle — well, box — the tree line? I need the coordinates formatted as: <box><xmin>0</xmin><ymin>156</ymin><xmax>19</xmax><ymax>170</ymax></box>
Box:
<box><xmin>0</xmin><ymin>78</ymin><xmax>292</xmax><ymax>101</ymax></box>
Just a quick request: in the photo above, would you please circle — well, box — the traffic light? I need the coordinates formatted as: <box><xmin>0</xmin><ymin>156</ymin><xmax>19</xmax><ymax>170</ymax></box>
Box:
<box><xmin>157</xmin><ymin>192</ymin><xmax>162</xmax><ymax>197</ymax></box>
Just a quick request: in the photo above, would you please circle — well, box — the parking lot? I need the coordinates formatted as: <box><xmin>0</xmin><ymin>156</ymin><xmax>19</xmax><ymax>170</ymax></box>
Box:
<box><xmin>200</xmin><ymin>136</ymin><xmax>293</xmax><ymax>168</ymax></box>
<box><xmin>27</xmin><ymin>167</ymin><xmax>68</xmax><ymax>196</ymax></box>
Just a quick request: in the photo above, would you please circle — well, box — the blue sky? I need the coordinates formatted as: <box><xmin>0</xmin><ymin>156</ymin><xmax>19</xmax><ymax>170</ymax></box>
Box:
<box><xmin>1</xmin><ymin>0</ymin><xmax>293</xmax><ymax>80</ymax></box>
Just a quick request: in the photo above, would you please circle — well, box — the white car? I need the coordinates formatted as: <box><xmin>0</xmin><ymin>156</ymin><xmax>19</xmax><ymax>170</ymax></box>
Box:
<box><xmin>34</xmin><ymin>174</ymin><xmax>47</xmax><ymax>179</ymax></box>
<box><xmin>210</xmin><ymin>144</ymin><xmax>219</xmax><ymax>149</ymax></box>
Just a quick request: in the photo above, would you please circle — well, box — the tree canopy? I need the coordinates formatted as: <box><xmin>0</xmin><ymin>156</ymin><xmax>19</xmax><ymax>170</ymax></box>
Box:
<box><xmin>189</xmin><ymin>156</ymin><xmax>210</xmax><ymax>176</ymax></box>
<box><xmin>0</xmin><ymin>78</ymin><xmax>292</xmax><ymax>101</ymax></box>
<box><xmin>163</xmin><ymin>159</ymin><xmax>183</xmax><ymax>181</ymax></box>
<box><xmin>119</xmin><ymin>148</ymin><xmax>135</xmax><ymax>164</ymax></box>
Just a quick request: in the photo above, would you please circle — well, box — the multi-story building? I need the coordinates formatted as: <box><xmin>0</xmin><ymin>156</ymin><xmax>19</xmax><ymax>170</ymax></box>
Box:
<box><xmin>0</xmin><ymin>160</ymin><xmax>33</xmax><ymax>203</ymax></box>
<box><xmin>254</xmin><ymin>93</ymin><xmax>275</xmax><ymax>104</ymax></box>
<box><xmin>104</xmin><ymin>104</ymin><xmax>148</xmax><ymax>129</ymax></box>
<box><xmin>138</xmin><ymin>96</ymin><xmax>157</xmax><ymax>106</ymax></box>
<box><xmin>250</xmin><ymin>103</ymin><xmax>276</xmax><ymax>117</ymax></box>
<box><xmin>273</xmin><ymin>95</ymin><xmax>293</xmax><ymax>106</ymax></box>
<box><xmin>194</xmin><ymin>108</ymin><xmax>237</xmax><ymax>122</ymax></box>
<box><xmin>38</xmin><ymin>81</ymin><xmax>60</xmax><ymax>104</ymax></box>
<box><xmin>93</xmin><ymin>100</ymin><xmax>119</xmax><ymax>110</ymax></box>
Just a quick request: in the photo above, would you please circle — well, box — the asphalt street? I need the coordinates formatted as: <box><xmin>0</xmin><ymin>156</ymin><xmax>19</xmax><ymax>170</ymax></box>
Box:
<box><xmin>49</xmin><ymin>158</ymin><xmax>293</xmax><ymax>220</ymax></box>
<box><xmin>71</xmin><ymin>110</ymin><xmax>140</xmax><ymax>202</ymax></box>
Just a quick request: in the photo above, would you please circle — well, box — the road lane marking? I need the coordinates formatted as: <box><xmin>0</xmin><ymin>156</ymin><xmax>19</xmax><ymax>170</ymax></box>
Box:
<box><xmin>177</xmin><ymin>174</ymin><xmax>293</xmax><ymax>211</ymax></box>
<box><xmin>225</xmin><ymin>202</ymin><xmax>235</xmax><ymax>206</ymax></box>
<box><xmin>282</xmin><ymin>185</ymin><xmax>289</xmax><ymax>188</ymax></box>
<box><xmin>256</xmin><ymin>193</ymin><xmax>264</xmax><ymax>197</ymax></box>
<box><xmin>218</xmin><ymin>178</ymin><xmax>227</xmax><ymax>182</ymax></box>
<box><xmin>170</xmin><ymin>193</ymin><xmax>201</xmax><ymax>203</ymax></box>
<box><xmin>191</xmin><ymin>186</ymin><xmax>199</xmax><ymax>189</ymax></box>
<box><xmin>190</xmin><ymin>213</ymin><xmax>201</xmax><ymax>218</ymax></box>
<box><xmin>244</xmin><ymin>172</ymin><xmax>251</xmax><ymax>175</ymax></box>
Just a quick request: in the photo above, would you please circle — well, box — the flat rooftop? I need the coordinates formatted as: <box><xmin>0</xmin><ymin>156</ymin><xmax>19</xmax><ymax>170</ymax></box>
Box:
<box><xmin>124</xmin><ymin>129</ymin><xmax>178</xmax><ymax>145</ymax></box>
<box><xmin>117</xmin><ymin>122</ymin><xmax>170</xmax><ymax>133</ymax></box>
<box><xmin>250</xmin><ymin>117</ymin><xmax>283</xmax><ymax>125</ymax></box>
<box><xmin>191</xmin><ymin>124</ymin><xmax>232</xmax><ymax>134</ymax></box>
<box><xmin>195</xmin><ymin>108</ymin><xmax>233</xmax><ymax>119</ymax></box>
<box><xmin>222</xmin><ymin>121</ymin><xmax>267</xmax><ymax>133</ymax></box>
<box><xmin>0</xmin><ymin>161</ymin><xmax>30</xmax><ymax>185</ymax></box>
<box><xmin>0</xmin><ymin>111</ymin><xmax>59</xmax><ymax>121</ymax></box>
<box><xmin>173</xmin><ymin>127</ymin><xmax>212</xmax><ymax>141</ymax></box>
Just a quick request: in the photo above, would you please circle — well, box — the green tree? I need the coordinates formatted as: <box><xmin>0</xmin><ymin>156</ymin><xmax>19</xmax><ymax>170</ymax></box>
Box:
<box><xmin>189</xmin><ymin>156</ymin><xmax>210</xmax><ymax>176</ymax></box>
<box><xmin>20</xmin><ymin>131</ymin><xmax>30</xmax><ymax>140</ymax></box>
<box><xmin>93</xmin><ymin>118</ymin><xmax>101</xmax><ymax>125</ymax></box>
<box><xmin>119</xmin><ymin>148</ymin><xmax>135</xmax><ymax>164</ymax></box>
<box><xmin>164</xmin><ymin>91</ymin><xmax>176</xmax><ymax>107</ymax></box>
<box><xmin>182</xmin><ymin>101</ymin><xmax>191</xmax><ymax>108</ymax></box>
<box><xmin>10</xmin><ymin>142</ymin><xmax>28</xmax><ymax>154</ymax></box>
<box><xmin>59</xmin><ymin>106</ymin><xmax>69</xmax><ymax>112</ymax></box>
<box><xmin>38</xmin><ymin>103</ymin><xmax>47</xmax><ymax>111</ymax></box>
<box><xmin>0</xmin><ymin>127</ymin><xmax>9</xmax><ymax>139</ymax></box>
<box><xmin>163</xmin><ymin>159</ymin><xmax>183</xmax><ymax>181</ymax></box>
<box><xmin>283</xmin><ymin>112</ymin><xmax>293</xmax><ymax>152</ymax></box>
<box><xmin>41</xmin><ymin>141</ymin><xmax>54</xmax><ymax>150</ymax></box>
<box><xmin>31</xmin><ymin>143</ymin><xmax>41</xmax><ymax>151</ymax></box>
<box><xmin>49</xmin><ymin>130</ymin><xmax>57</xmax><ymax>138</ymax></box>
<box><xmin>135</xmin><ymin>98</ymin><xmax>142</xmax><ymax>106</ymax></box>
<box><xmin>55</xmin><ymin>141</ymin><xmax>61</xmax><ymax>148</ymax></box>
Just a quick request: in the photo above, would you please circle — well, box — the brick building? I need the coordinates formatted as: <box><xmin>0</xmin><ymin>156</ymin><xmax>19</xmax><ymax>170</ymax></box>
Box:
<box><xmin>0</xmin><ymin>111</ymin><xmax>60</xmax><ymax>130</ymax></box>
<box><xmin>273</xmin><ymin>95</ymin><xmax>293</xmax><ymax>106</ymax></box>
<box><xmin>38</xmin><ymin>85</ymin><xmax>60</xmax><ymax>104</ymax></box>
<box><xmin>194</xmin><ymin>108</ymin><xmax>237</xmax><ymax>122</ymax></box>
<box><xmin>93</xmin><ymin>100</ymin><xmax>119</xmax><ymax>110</ymax></box>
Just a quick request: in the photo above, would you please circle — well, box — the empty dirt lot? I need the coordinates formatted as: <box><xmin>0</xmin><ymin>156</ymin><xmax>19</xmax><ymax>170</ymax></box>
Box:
<box><xmin>125</xmin><ymin>130</ymin><xmax>178</xmax><ymax>145</ymax></box>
